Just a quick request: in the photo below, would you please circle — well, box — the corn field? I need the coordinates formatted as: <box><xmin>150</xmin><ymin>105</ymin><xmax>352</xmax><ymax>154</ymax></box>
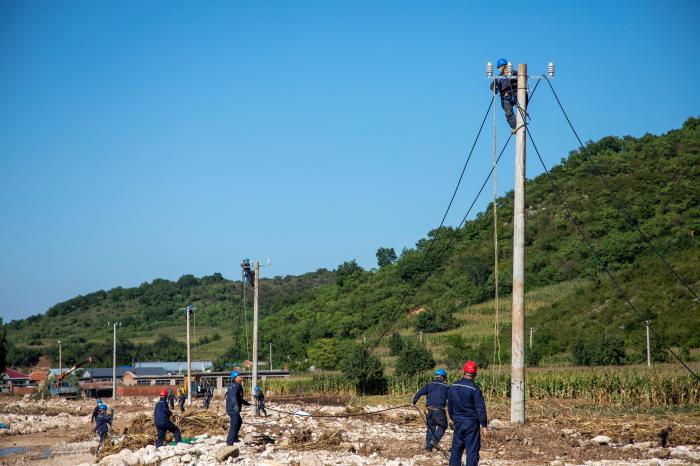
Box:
<box><xmin>265</xmin><ymin>366</ymin><xmax>699</xmax><ymax>407</ymax></box>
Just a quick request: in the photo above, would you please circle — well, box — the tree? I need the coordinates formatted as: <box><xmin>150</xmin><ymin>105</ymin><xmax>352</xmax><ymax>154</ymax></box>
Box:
<box><xmin>415</xmin><ymin>308</ymin><xmax>458</xmax><ymax>333</ymax></box>
<box><xmin>388</xmin><ymin>333</ymin><xmax>405</xmax><ymax>356</ymax></box>
<box><xmin>336</xmin><ymin>260</ymin><xmax>363</xmax><ymax>287</ymax></box>
<box><xmin>395</xmin><ymin>342</ymin><xmax>435</xmax><ymax>377</ymax></box>
<box><xmin>376</xmin><ymin>247</ymin><xmax>397</xmax><ymax>268</ymax></box>
<box><xmin>307</xmin><ymin>338</ymin><xmax>340</xmax><ymax>370</ymax></box>
<box><xmin>339</xmin><ymin>345</ymin><xmax>387</xmax><ymax>395</ymax></box>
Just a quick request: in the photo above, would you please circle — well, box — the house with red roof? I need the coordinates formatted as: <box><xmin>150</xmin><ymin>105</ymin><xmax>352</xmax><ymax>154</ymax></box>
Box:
<box><xmin>1</xmin><ymin>368</ymin><xmax>31</xmax><ymax>394</ymax></box>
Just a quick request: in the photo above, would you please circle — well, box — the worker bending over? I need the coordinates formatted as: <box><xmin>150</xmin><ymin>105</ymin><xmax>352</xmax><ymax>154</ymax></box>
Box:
<box><xmin>447</xmin><ymin>361</ymin><xmax>488</xmax><ymax>466</ymax></box>
<box><xmin>413</xmin><ymin>368</ymin><xmax>449</xmax><ymax>452</ymax></box>
<box><xmin>154</xmin><ymin>389</ymin><xmax>182</xmax><ymax>448</ymax></box>
<box><xmin>254</xmin><ymin>386</ymin><xmax>268</xmax><ymax>417</ymax></box>
<box><xmin>226</xmin><ymin>371</ymin><xmax>250</xmax><ymax>445</ymax></box>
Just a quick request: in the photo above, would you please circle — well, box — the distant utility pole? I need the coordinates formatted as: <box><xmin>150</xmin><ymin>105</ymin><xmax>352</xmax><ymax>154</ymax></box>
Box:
<box><xmin>112</xmin><ymin>322</ymin><xmax>121</xmax><ymax>400</ymax></box>
<box><xmin>186</xmin><ymin>304</ymin><xmax>194</xmax><ymax>405</ymax></box>
<box><xmin>269</xmin><ymin>343</ymin><xmax>273</xmax><ymax>371</ymax></box>
<box><xmin>57</xmin><ymin>340</ymin><xmax>62</xmax><ymax>381</ymax></box>
<box><xmin>251</xmin><ymin>261</ymin><xmax>260</xmax><ymax>402</ymax></box>
<box><xmin>529</xmin><ymin>327</ymin><xmax>534</xmax><ymax>350</ymax></box>
<box><xmin>419</xmin><ymin>331</ymin><xmax>423</xmax><ymax>343</ymax></box>
<box><xmin>487</xmin><ymin>59</ymin><xmax>555</xmax><ymax>424</ymax></box>
<box><xmin>645</xmin><ymin>320</ymin><xmax>651</xmax><ymax>367</ymax></box>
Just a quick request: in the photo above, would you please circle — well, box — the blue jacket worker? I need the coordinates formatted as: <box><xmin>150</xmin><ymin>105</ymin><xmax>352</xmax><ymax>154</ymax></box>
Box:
<box><xmin>254</xmin><ymin>386</ymin><xmax>268</xmax><ymax>417</ymax></box>
<box><xmin>154</xmin><ymin>389</ymin><xmax>182</xmax><ymax>448</ymax></box>
<box><xmin>204</xmin><ymin>386</ymin><xmax>213</xmax><ymax>409</ymax></box>
<box><xmin>90</xmin><ymin>398</ymin><xmax>103</xmax><ymax>425</ymax></box>
<box><xmin>168</xmin><ymin>389</ymin><xmax>175</xmax><ymax>410</ymax></box>
<box><xmin>95</xmin><ymin>404</ymin><xmax>113</xmax><ymax>443</ymax></box>
<box><xmin>490</xmin><ymin>57</ymin><xmax>519</xmax><ymax>131</ymax></box>
<box><xmin>447</xmin><ymin>360</ymin><xmax>488</xmax><ymax>466</ymax></box>
<box><xmin>413</xmin><ymin>368</ymin><xmax>449</xmax><ymax>452</ymax></box>
<box><xmin>226</xmin><ymin>371</ymin><xmax>251</xmax><ymax>445</ymax></box>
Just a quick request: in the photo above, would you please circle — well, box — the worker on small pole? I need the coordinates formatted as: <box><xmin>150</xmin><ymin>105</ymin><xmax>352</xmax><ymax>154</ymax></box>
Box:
<box><xmin>490</xmin><ymin>57</ymin><xmax>519</xmax><ymax>133</ymax></box>
<box><xmin>154</xmin><ymin>389</ymin><xmax>182</xmax><ymax>448</ymax></box>
<box><xmin>413</xmin><ymin>368</ymin><xmax>449</xmax><ymax>452</ymax></box>
<box><xmin>226</xmin><ymin>371</ymin><xmax>251</xmax><ymax>445</ymax></box>
<box><xmin>447</xmin><ymin>361</ymin><xmax>488</xmax><ymax>466</ymax></box>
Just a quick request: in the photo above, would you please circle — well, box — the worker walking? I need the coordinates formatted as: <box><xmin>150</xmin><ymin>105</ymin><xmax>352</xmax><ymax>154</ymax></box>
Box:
<box><xmin>95</xmin><ymin>404</ymin><xmax>113</xmax><ymax>444</ymax></box>
<box><xmin>490</xmin><ymin>57</ymin><xmax>519</xmax><ymax>133</ymax></box>
<box><xmin>168</xmin><ymin>389</ymin><xmax>175</xmax><ymax>410</ymax></box>
<box><xmin>413</xmin><ymin>368</ymin><xmax>450</xmax><ymax>452</ymax></box>
<box><xmin>203</xmin><ymin>386</ymin><xmax>213</xmax><ymax>409</ymax></box>
<box><xmin>154</xmin><ymin>389</ymin><xmax>182</xmax><ymax>448</ymax></box>
<box><xmin>90</xmin><ymin>398</ymin><xmax>103</xmax><ymax>425</ymax></box>
<box><xmin>226</xmin><ymin>371</ymin><xmax>250</xmax><ymax>445</ymax></box>
<box><xmin>177</xmin><ymin>386</ymin><xmax>186</xmax><ymax>413</ymax></box>
<box><xmin>254</xmin><ymin>386</ymin><xmax>267</xmax><ymax>417</ymax></box>
<box><xmin>447</xmin><ymin>361</ymin><xmax>488</xmax><ymax>466</ymax></box>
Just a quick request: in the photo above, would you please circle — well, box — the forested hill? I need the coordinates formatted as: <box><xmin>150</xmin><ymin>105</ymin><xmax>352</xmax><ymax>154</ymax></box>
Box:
<box><xmin>5</xmin><ymin>118</ymin><xmax>700</xmax><ymax>370</ymax></box>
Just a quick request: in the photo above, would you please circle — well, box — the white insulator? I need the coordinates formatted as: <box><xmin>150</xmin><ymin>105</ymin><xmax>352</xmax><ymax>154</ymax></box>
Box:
<box><xmin>548</xmin><ymin>62</ymin><xmax>555</xmax><ymax>78</ymax></box>
<box><xmin>486</xmin><ymin>62</ymin><xmax>493</xmax><ymax>77</ymax></box>
<box><xmin>505</xmin><ymin>62</ymin><xmax>513</xmax><ymax>76</ymax></box>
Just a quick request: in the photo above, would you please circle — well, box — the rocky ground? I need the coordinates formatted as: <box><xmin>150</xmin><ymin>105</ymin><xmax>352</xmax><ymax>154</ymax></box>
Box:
<box><xmin>0</xmin><ymin>397</ymin><xmax>698</xmax><ymax>465</ymax></box>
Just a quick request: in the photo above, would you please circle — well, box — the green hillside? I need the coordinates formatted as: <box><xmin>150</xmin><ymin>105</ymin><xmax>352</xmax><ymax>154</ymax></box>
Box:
<box><xmin>4</xmin><ymin>118</ymin><xmax>700</xmax><ymax>372</ymax></box>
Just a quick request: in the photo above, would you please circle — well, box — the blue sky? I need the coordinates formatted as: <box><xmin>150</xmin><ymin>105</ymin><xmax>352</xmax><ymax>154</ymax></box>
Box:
<box><xmin>1</xmin><ymin>0</ymin><xmax>698</xmax><ymax>321</ymax></box>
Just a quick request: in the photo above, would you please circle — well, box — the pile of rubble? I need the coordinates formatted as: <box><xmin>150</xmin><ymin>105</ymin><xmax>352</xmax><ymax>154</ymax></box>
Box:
<box><xmin>0</xmin><ymin>412</ymin><xmax>86</xmax><ymax>435</ymax></box>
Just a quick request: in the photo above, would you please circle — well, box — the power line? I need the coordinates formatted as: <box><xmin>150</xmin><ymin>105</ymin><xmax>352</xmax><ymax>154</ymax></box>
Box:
<box><xmin>544</xmin><ymin>77</ymin><xmax>700</xmax><ymax>304</ymax></box>
<box><xmin>520</xmin><ymin>118</ymin><xmax>698</xmax><ymax>380</ymax></box>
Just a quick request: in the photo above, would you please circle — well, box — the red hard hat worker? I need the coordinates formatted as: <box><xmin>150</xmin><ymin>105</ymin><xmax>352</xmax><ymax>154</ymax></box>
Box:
<box><xmin>463</xmin><ymin>360</ymin><xmax>477</xmax><ymax>375</ymax></box>
<box><xmin>160</xmin><ymin>389</ymin><xmax>168</xmax><ymax>397</ymax></box>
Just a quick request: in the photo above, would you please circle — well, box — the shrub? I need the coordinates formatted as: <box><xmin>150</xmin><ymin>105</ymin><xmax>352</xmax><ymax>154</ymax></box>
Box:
<box><xmin>339</xmin><ymin>345</ymin><xmax>387</xmax><ymax>395</ymax></box>
<box><xmin>395</xmin><ymin>343</ymin><xmax>435</xmax><ymax>377</ymax></box>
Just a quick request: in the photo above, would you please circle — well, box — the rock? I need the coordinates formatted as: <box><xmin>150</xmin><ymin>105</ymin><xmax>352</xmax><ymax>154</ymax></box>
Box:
<box><xmin>243</xmin><ymin>432</ymin><xmax>257</xmax><ymax>443</ymax></box>
<box><xmin>549</xmin><ymin>461</ymin><xmax>564</xmax><ymax>466</ymax></box>
<box><xmin>181</xmin><ymin>454</ymin><xmax>192</xmax><ymax>463</ymax></box>
<box><xmin>299</xmin><ymin>454</ymin><xmax>324</xmax><ymax>466</ymax></box>
<box><xmin>143</xmin><ymin>453</ymin><xmax>159</xmax><ymax>465</ymax></box>
<box><xmin>258</xmin><ymin>461</ymin><xmax>285</xmax><ymax>466</ymax></box>
<box><xmin>101</xmin><ymin>454</ymin><xmax>127</xmax><ymax>466</ymax></box>
<box><xmin>145</xmin><ymin>445</ymin><xmax>157</xmax><ymax>453</ymax></box>
<box><xmin>205</xmin><ymin>438</ymin><xmax>219</xmax><ymax>445</ymax></box>
<box><xmin>489</xmin><ymin>418</ymin><xmax>510</xmax><ymax>430</ymax></box>
<box><xmin>215</xmin><ymin>446</ymin><xmax>240</xmax><ymax>462</ymax></box>
<box><xmin>591</xmin><ymin>435</ymin><xmax>612</xmax><ymax>445</ymax></box>
<box><xmin>649</xmin><ymin>447</ymin><xmax>670</xmax><ymax>459</ymax></box>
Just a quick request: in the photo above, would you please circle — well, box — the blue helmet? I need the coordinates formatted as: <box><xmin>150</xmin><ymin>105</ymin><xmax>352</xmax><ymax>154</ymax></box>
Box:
<box><xmin>435</xmin><ymin>368</ymin><xmax>447</xmax><ymax>378</ymax></box>
<box><xmin>96</xmin><ymin>398</ymin><xmax>102</xmax><ymax>404</ymax></box>
<box><xmin>230</xmin><ymin>370</ymin><xmax>239</xmax><ymax>380</ymax></box>
<box><xmin>254</xmin><ymin>386</ymin><xmax>260</xmax><ymax>392</ymax></box>
<box><xmin>99</xmin><ymin>404</ymin><xmax>108</xmax><ymax>411</ymax></box>
<box><xmin>496</xmin><ymin>58</ymin><xmax>508</xmax><ymax>68</ymax></box>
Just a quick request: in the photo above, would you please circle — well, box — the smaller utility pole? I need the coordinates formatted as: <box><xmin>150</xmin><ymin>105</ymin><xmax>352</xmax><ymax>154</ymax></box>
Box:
<box><xmin>269</xmin><ymin>343</ymin><xmax>273</xmax><ymax>371</ymax></box>
<box><xmin>251</xmin><ymin>261</ymin><xmax>260</xmax><ymax>403</ymax></box>
<box><xmin>112</xmin><ymin>322</ymin><xmax>120</xmax><ymax>400</ymax></box>
<box><xmin>186</xmin><ymin>304</ymin><xmax>193</xmax><ymax>405</ymax></box>
<box><xmin>529</xmin><ymin>327</ymin><xmax>534</xmax><ymax>350</ymax></box>
<box><xmin>57</xmin><ymin>340</ymin><xmax>62</xmax><ymax>377</ymax></box>
<box><xmin>645</xmin><ymin>321</ymin><xmax>651</xmax><ymax>367</ymax></box>
<box><xmin>419</xmin><ymin>331</ymin><xmax>423</xmax><ymax>343</ymax></box>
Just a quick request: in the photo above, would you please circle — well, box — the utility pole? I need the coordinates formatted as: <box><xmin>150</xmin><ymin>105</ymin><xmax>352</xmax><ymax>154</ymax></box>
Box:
<box><xmin>419</xmin><ymin>331</ymin><xmax>423</xmax><ymax>343</ymax></box>
<box><xmin>269</xmin><ymin>343</ymin><xmax>273</xmax><ymax>371</ymax></box>
<box><xmin>511</xmin><ymin>63</ymin><xmax>528</xmax><ymax>424</ymax></box>
<box><xmin>112</xmin><ymin>322</ymin><xmax>120</xmax><ymax>400</ymax></box>
<box><xmin>251</xmin><ymin>261</ymin><xmax>260</xmax><ymax>403</ymax></box>
<box><xmin>529</xmin><ymin>327</ymin><xmax>534</xmax><ymax>350</ymax></box>
<box><xmin>645</xmin><ymin>320</ymin><xmax>651</xmax><ymax>367</ymax></box>
<box><xmin>186</xmin><ymin>304</ymin><xmax>193</xmax><ymax>405</ymax></box>
<box><xmin>57</xmin><ymin>341</ymin><xmax>62</xmax><ymax>377</ymax></box>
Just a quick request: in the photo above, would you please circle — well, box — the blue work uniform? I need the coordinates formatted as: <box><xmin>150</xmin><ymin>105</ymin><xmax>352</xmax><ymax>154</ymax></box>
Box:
<box><xmin>204</xmin><ymin>387</ymin><xmax>213</xmax><ymax>409</ymax></box>
<box><xmin>168</xmin><ymin>390</ymin><xmax>175</xmax><ymax>409</ymax></box>
<box><xmin>413</xmin><ymin>379</ymin><xmax>449</xmax><ymax>451</ymax></box>
<box><xmin>490</xmin><ymin>72</ymin><xmax>519</xmax><ymax>129</ymax></box>
<box><xmin>226</xmin><ymin>382</ymin><xmax>250</xmax><ymax>445</ymax></box>
<box><xmin>153</xmin><ymin>398</ymin><xmax>182</xmax><ymax>448</ymax></box>
<box><xmin>254</xmin><ymin>390</ymin><xmax>267</xmax><ymax>417</ymax></box>
<box><xmin>447</xmin><ymin>377</ymin><xmax>488</xmax><ymax>466</ymax></box>
<box><xmin>177</xmin><ymin>389</ymin><xmax>186</xmax><ymax>412</ymax></box>
<box><xmin>95</xmin><ymin>412</ymin><xmax>113</xmax><ymax>442</ymax></box>
<box><xmin>90</xmin><ymin>405</ymin><xmax>100</xmax><ymax>428</ymax></box>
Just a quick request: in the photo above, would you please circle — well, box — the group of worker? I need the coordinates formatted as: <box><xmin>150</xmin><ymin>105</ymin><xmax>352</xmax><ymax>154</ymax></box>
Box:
<box><xmin>413</xmin><ymin>360</ymin><xmax>488</xmax><ymax>466</ymax></box>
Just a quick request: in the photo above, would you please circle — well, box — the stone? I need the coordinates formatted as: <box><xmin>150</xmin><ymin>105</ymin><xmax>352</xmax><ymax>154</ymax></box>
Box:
<box><xmin>143</xmin><ymin>453</ymin><xmax>159</xmax><ymax>465</ymax></box>
<box><xmin>591</xmin><ymin>435</ymin><xmax>612</xmax><ymax>445</ymax></box>
<box><xmin>101</xmin><ymin>454</ymin><xmax>127</xmax><ymax>466</ymax></box>
<box><xmin>299</xmin><ymin>454</ymin><xmax>324</xmax><ymax>466</ymax></box>
<box><xmin>649</xmin><ymin>447</ymin><xmax>670</xmax><ymax>459</ymax></box>
<box><xmin>549</xmin><ymin>461</ymin><xmax>564</xmax><ymax>466</ymax></box>
<box><xmin>257</xmin><ymin>461</ymin><xmax>285</xmax><ymax>466</ymax></box>
<box><xmin>215</xmin><ymin>446</ymin><xmax>240</xmax><ymax>462</ymax></box>
<box><xmin>145</xmin><ymin>445</ymin><xmax>157</xmax><ymax>453</ymax></box>
<box><xmin>489</xmin><ymin>418</ymin><xmax>510</xmax><ymax>430</ymax></box>
<box><xmin>181</xmin><ymin>454</ymin><xmax>192</xmax><ymax>463</ymax></box>
<box><xmin>205</xmin><ymin>438</ymin><xmax>219</xmax><ymax>446</ymax></box>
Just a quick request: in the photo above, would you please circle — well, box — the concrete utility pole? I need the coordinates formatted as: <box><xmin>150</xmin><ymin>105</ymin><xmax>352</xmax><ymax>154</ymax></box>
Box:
<box><xmin>251</xmin><ymin>261</ymin><xmax>260</xmax><ymax>402</ymax></box>
<box><xmin>645</xmin><ymin>320</ymin><xmax>651</xmax><ymax>367</ymax></box>
<box><xmin>186</xmin><ymin>304</ymin><xmax>193</xmax><ymax>405</ymax></box>
<box><xmin>419</xmin><ymin>331</ymin><xmax>423</xmax><ymax>343</ymax></box>
<box><xmin>112</xmin><ymin>322</ymin><xmax>120</xmax><ymax>400</ymax></box>
<box><xmin>511</xmin><ymin>63</ymin><xmax>528</xmax><ymax>424</ymax></box>
<box><xmin>269</xmin><ymin>343</ymin><xmax>273</xmax><ymax>371</ymax></box>
<box><xmin>57</xmin><ymin>341</ymin><xmax>62</xmax><ymax>377</ymax></box>
<box><xmin>529</xmin><ymin>327</ymin><xmax>534</xmax><ymax>350</ymax></box>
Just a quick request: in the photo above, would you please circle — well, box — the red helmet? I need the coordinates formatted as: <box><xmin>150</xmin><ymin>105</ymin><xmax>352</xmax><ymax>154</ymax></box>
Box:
<box><xmin>463</xmin><ymin>360</ymin><xmax>477</xmax><ymax>374</ymax></box>
<box><xmin>160</xmin><ymin>389</ymin><xmax>168</xmax><ymax>397</ymax></box>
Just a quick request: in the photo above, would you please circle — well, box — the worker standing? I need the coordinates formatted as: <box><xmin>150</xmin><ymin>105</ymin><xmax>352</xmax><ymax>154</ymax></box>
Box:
<box><xmin>203</xmin><ymin>385</ymin><xmax>213</xmax><ymax>409</ymax></box>
<box><xmin>254</xmin><ymin>386</ymin><xmax>267</xmax><ymax>417</ymax></box>
<box><xmin>177</xmin><ymin>386</ymin><xmax>186</xmax><ymax>413</ymax></box>
<box><xmin>90</xmin><ymin>398</ymin><xmax>103</xmax><ymax>425</ymax></box>
<box><xmin>412</xmin><ymin>368</ymin><xmax>449</xmax><ymax>452</ymax></box>
<box><xmin>154</xmin><ymin>389</ymin><xmax>182</xmax><ymax>448</ymax></box>
<box><xmin>226</xmin><ymin>371</ymin><xmax>250</xmax><ymax>445</ymax></box>
<box><xmin>168</xmin><ymin>389</ymin><xmax>175</xmax><ymax>410</ymax></box>
<box><xmin>95</xmin><ymin>404</ymin><xmax>113</xmax><ymax>444</ymax></box>
<box><xmin>490</xmin><ymin>57</ymin><xmax>519</xmax><ymax>133</ymax></box>
<box><xmin>447</xmin><ymin>361</ymin><xmax>488</xmax><ymax>466</ymax></box>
